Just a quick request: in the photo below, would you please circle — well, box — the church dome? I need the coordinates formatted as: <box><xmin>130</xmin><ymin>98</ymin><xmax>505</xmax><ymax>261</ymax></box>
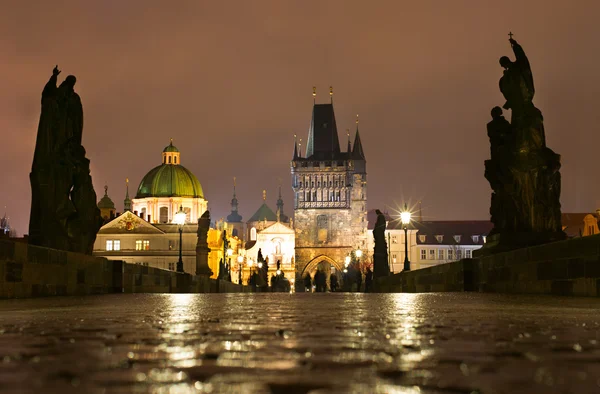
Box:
<box><xmin>97</xmin><ymin>186</ymin><xmax>115</xmax><ymax>209</ymax></box>
<box><xmin>135</xmin><ymin>141</ymin><xmax>204</xmax><ymax>199</ymax></box>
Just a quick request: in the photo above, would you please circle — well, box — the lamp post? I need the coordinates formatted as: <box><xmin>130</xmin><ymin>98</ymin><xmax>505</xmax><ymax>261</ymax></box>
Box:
<box><xmin>400</xmin><ymin>203</ymin><xmax>412</xmax><ymax>272</ymax></box>
<box><xmin>237</xmin><ymin>254</ymin><xmax>244</xmax><ymax>284</ymax></box>
<box><xmin>173</xmin><ymin>205</ymin><xmax>187</xmax><ymax>273</ymax></box>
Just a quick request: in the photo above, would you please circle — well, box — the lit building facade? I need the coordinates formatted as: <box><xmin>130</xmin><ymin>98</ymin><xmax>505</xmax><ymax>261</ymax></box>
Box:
<box><xmin>291</xmin><ymin>94</ymin><xmax>367</xmax><ymax>278</ymax></box>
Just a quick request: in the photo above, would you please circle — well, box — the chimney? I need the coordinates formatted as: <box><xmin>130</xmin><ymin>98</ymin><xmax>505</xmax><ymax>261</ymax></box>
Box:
<box><xmin>147</xmin><ymin>215</ymin><xmax>151</xmax><ymax>223</ymax></box>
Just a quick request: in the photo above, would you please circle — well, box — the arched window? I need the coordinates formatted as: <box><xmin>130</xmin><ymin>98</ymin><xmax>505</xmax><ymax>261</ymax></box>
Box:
<box><xmin>168</xmin><ymin>156</ymin><xmax>172</xmax><ymax>164</ymax></box>
<box><xmin>174</xmin><ymin>157</ymin><xmax>177</xmax><ymax>164</ymax></box>
<box><xmin>250</xmin><ymin>227</ymin><xmax>257</xmax><ymax>241</ymax></box>
<box><xmin>159</xmin><ymin>207</ymin><xmax>169</xmax><ymax>223</ymax></box>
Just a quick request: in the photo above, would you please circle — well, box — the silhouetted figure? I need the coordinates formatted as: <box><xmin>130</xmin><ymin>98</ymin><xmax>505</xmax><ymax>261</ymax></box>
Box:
<box><xmin>304</xmin><ymin>275</ymin><xmax>312</xmax><ymax>292</ymax></box>
<box><xmin>355</xmin><ymin>269</ymin><xmax>362</xmax><ymax>292</ymax></box>
<box><xmin>480</xmin><ymin>35</ymin><xmax>565</xmax><ymax>254</ymax></box>
<box><xmin>373</xmin><ymin>209</ymin><xmax>390</xmax><ymax>278</ymax></box>
<box><xmin>365</xmin><ymin>267</ymin><xmax>373</xmax><ymax>293</ymax></box>
<box><xmin>315</xmin><ymin>270</ymin><xmax>327</xmax><ymax>292</ymax></box>
<box><xmin>29</xmin><ymin>66</ymin><xmax>101</xmax><ymax>254</ymax></box>
<box><xmin>330</xmin><ymin>274</ymin><xmax>338</xmax><ymax>292</ymax></box>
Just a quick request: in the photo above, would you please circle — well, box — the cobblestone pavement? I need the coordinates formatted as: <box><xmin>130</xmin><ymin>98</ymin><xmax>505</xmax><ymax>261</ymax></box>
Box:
<box><xmin>0</xmin><ymin>293</ymin><xmax>599</xmax><ymax>394</ymax></box>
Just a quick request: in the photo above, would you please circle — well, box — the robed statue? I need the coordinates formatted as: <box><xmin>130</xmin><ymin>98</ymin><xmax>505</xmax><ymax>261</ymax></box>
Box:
<box><xmin>372</xmin><ymin>209</ymin><xmax>389</xmax><ymax>278</ymax></box>
<box><xmin>478</xmin><ymin>35</ymin><xmax>564</xmax><ymax>255</ymax></box>
<box><xmin>29</xmin><ymin>66</ymin><xmax>101</xmax><ymax>254</ymax></box>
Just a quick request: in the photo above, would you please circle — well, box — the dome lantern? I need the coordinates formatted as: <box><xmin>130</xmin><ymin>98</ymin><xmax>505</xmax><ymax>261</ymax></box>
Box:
<box><xmin>162</xmin><ymin>138</ymin><xmax>181</xmax><ymax>165</ymax></box>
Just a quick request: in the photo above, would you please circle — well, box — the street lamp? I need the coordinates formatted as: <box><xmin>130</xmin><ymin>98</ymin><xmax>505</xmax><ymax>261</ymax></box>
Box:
<box><xmin>173</xmin><ymin>205</ymin><xmax>187</xmax><ymax>273</ymax></box>
<box><xmin>237</xmin><ymin>254</ymin><xmax>244</xmax><ymax>284</ymax></box>
<box><xmin>344</xmin><ymin>255</ymin><xmax>351</xmax><ymax>268</ymax></box>
<box><xmin>400</xmin><ymin>203</ymin><xmax>412</xmax><ymax>272</ymax></box>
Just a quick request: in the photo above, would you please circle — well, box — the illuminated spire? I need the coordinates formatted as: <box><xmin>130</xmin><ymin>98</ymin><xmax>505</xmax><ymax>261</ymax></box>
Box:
<box><xmin>329</xmin><ymin>86</ymin><xmax>333</xmax><ymax>103</ymax></box>
<box><xmin>347</xmin><ymin>129</ymin><xmax>351</xmax><ymax>152</ymax></box>
<box><xmin>352</xmin><ymin>114</ymin><xmax>365</xmax><ymax>160</ymax></box>
<box><xmin>262</xmin><ymin>189</ymin><xmax>266</xmax><ymax>201</ymax></box>
<box><xmin>124</xmin><ymin>178</ymin><xmax>132</xmax><ymax>212</ymax></box>
<box><xmin>293</xmin><ymin>134</ymin><xmax>298</xmax><ymax>160</ymax></box>
<box><xmin>312</xmin><ymin>86</ymin><xmax>316</xmax><ymax>104</ymax></box>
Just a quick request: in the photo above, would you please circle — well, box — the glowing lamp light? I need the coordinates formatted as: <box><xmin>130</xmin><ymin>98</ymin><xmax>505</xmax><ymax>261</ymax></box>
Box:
<box><xmin>344</xmin><ymin>256</ymin><xmax>351</xmax><ymax>266</ymax></box>
<box><xmin>248</xmin><ymin>260</ymin><xmax>254</xmax><ymax>267</ymax></box>
<box><xmin>226</xmin><ymin>248</ymin><xmax>233</xmax><ymax>257</ymax></box>
<box><xmin>276</xmin><ymin>269</ymin><xmax>282</xmax><ymax>275</ymax></box>
<box><xmin>401</xmin><ymin>205</ymin><xmax>411</xmax><ymax>226</ymax></box>
<box><xmin>173</xmin><ymin>206</ymin><xmax>186</xmax><ymax>226</ymax></box>
<box><xmin>237</xmin><ymin>255</ymin><xmax>244</xmax><ymax>263</ymax></box>
<box><xmin>258</xmin><ymin>262</ymin><xmax>263</xmax><ymax>269</ymax></box>
<box><xmin>343</xmin><ymin>268</ymin><xmax>348</xmax><ymax>273</ymax></box>
<box><xmin>355</xmin><ymin>249</ymin><xmax>363</xmax><ymax>258</ymax></box>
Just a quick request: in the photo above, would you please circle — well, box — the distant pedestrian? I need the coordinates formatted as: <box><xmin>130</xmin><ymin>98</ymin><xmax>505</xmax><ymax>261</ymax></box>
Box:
<box><xmin>304</xmin><ymin>275</ymin><xmax>312</xmax><ymax>292</ymax></box>
<box><xmin>355</xmin><ymin>269</ymin><xmax>362</xmax><ymax>292</ymax></box>
<box><xmin>365</xmin><ymin>267</ymin><xmax>373</xmax><ymax>293</ymax></box>
<box><xmin>330</xmin><ymin>274</ymin><xmax>338</xmax><ymax>292</ymax></box>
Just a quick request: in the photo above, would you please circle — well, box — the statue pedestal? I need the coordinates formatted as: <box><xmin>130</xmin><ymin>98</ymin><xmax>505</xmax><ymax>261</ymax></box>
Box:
<box><xmin>473</xmin><ymin>231</ymin><xmax>566</xmax><ymax>257</ymax></box>
<box><xmin>195</xmin><ymin>245</ymin><xmax>213</xmax><ymax>277</ymax></box>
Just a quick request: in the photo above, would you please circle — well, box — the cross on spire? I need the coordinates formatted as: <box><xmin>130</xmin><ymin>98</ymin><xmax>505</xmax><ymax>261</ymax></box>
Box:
<box><xmin>508</xmin><ymin>31</ymin><xmax>514</xmax><ymax>40</ymax></box>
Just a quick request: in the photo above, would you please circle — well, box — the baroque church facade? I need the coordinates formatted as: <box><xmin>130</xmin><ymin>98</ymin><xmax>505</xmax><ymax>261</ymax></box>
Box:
<box><xmin>291</xmin><ymin>95</ymin><xmax>368</xmax><ymax>276</ymax></box>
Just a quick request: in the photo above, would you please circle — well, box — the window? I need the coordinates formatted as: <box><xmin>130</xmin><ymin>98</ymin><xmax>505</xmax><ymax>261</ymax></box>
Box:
<box><xmin>311</xmin><ymin>182</ymin><xmax>315</xmax><ymax>187</ymax></box>
<box><xmin>420</xmin><ymin>249</ymin><xmax>427</xmax><ymax>260</ymax></box>
<box><xmin>113</xmin><ymin>240</ymin><xmax>121</xmax><ymax>251</ymax></box>
<box><xmin>168</xmin><ymin>156</ymin><xmax>172</xmax><ymax>164</ymax></box>
<box><xmin>160</xmin><ymin>207</ymin><xmax>169</xmax><ymax>224</ymax></box>
<box><xmin>136</xmin><ymin>240</ymin><xmax>142</xmax><ymax>250</ymax></box>
<box><xmin>250</xmin><ymin>227</ymin><xmax>257</xmax><ymax>241</ymax></box>
<box><xmin>184</xmin><ymin>207</ymin><xmax>191</xmax><ymax>222</ymax></box>
<box><xmin>169</xmin><ymin>240</ymin><xmax>175</xmax><ymax>250</ymax></box>
<box><xmin>471</xmin><ymin>235</ymin><xmax>479</xmax><ymax>243</ymax></box>
<box><xmin>465</xmin><ymin>250</ymin><xmax>472</xmax><ymax>258</ymax></box>
<box><xmin>143</xmin><ymin>240</ymin><xmax>150</xmax><ymax>250</ymax></box>
<box><xmin>168</xmin><ymin>262</ymin><xmax>175</xmax><ymax>271</ymax></box>
<box><xmin>453</xmin><ymin>235</ymin><xmax>461</xmax><ymax>243</ymax></box>
<box><xmin>448</xmin><ymin>249</ymin><xmax>454</xmax><ymax>260</ymax></box>
<box><xmin>174</xmin><ymin>157</ymin><xmax>177</xmax><ymax>164</ymax></box>
<box><xmin>106</xmin><ymin>240</ymin><xmax>113</xmax><ymax>251</ymax></box>
<box><xmin>429</xmin><ymin>249</ymin><xmax>435</xmax><ymax>260</ymax></box>
<box><xmin>392</xmin><ymin>235</ymin><xmax>398</xmax><ymax>244</ymax></box>
<box><xmin>299</xmin><ymin>182</ymin><xmax>303</xmax><ymax>188</ymax></box>
<box><xmin>438</xmin><ymin>249</ymin><xmax>444</xmax><ymax>260</ymax></box>
<box><xmin>392</xmin><ymin>253</ymin><xmax>397</xmax><ymax>263</ymax></box>
<box><xmin>419</xmin><ymin>235</ymin><xmax>426</xmax><ymax>243</ymax></box>
<box><xmin>456</xmin><ymin>249</ymin><xmax>462</xmax><ymax>259</ymax></box>
<box><xmin>435</xmin><ymin>235</ymin><xmax>444</xmax><ymax>243</ymax></box>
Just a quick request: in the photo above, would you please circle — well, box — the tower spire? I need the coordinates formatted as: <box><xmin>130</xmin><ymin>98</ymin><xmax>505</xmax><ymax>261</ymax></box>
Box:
<box><xmin>352</xmin><ymin>114</ymin><xmax>365</xmax><ymax>160</ymax></box>
<box><xmin>312</xmin><ymin>86</ymin><xmax>316</xmax><ymax>104</ymax></box>
<box><xmin>124</xmin><ymin>178</ymin><xmax>132</xmax><ymax>212</ymax></box>
<box><xmin>293</xmin><ymin>134</ymin><xmax>298</xmax><ymax>160</ymax></box>
<box><xmin>227</xmin><ymin>176</ymin><xmax>242</xmax><ymax>222</ymax></box>
<box><xmin>329</xmin><ymin>86</ymin><xmax>333</xmax><ymax>104</ymax></box>
<box><xmin>347</xmin><ymin>129</ymin><xmax>351</xmax><ymax>152</ymax></box>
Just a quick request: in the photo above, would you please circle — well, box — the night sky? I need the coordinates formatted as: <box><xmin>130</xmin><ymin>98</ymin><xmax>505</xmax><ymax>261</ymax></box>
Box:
<box><xmin>1</xmin><ymin>1</ymin><xmax>599</xmax><ymax>235</ymax></box>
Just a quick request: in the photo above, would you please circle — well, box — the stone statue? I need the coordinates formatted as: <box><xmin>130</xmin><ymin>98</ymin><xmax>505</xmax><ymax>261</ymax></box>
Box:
<box><xmin>478</xmin><ymin>36</ymin><xmax>565</xmax><ymax>255</ymax></box>
<box><xmin>29</xmin><ymin>66</ymin><xmax>101</xmax><ymax>254</ymax></box>
<box><xmin>195</xmin><ymin>210</ymin><xmax>213</xmax><ymax>276</ymax></box>
<box><xmin>372</xmin><ymin>209</ymin><xmax>389</xmax><ymax>278</ymax></box>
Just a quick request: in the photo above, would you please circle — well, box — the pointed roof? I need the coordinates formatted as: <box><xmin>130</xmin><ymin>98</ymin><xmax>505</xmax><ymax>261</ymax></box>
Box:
<box><xmin>98</xmin><ymin>211</ymin><xmax>165</xmax><ymax>235</ymax></box>
<box><xmin>124</xmin><ymin>179</ymin><xmax>132</xmax><ymax>212</ymax></box>
<box><xmin>248</xmin><ymin>203</ymin><xmax>278</xmax><ymax>223</ymax></box>
<box><xmin>352</xmin><ymin>127</ymin><xmax>365</xmax><ymax>160</ymax></box>
<box><xmin>305</xmin><ymin>103</ymin><xmax>341</xmax><ymax>159</ymax></box>
<box><xmin>292</xmin><ymin>135</ymin><xmax>299</xmax><ymax>160</ymax></box>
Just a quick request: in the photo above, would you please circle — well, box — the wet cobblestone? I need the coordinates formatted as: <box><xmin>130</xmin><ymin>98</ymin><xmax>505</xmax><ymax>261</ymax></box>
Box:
<box><xmin>0</xmin><ymin>293</ymin><xmax>599</xmax><ymax>393</ymax></box>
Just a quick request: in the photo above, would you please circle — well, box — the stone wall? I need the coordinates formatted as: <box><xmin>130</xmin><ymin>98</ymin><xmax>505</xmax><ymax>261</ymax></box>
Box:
<box><xmin>0</xmin><ymin>239</ymin><xmax>250</xmax><ymax>299</ymax></box>
<box><xmin>375</xmin><ymin>234</ymin><xmax>600</xmax><ymax>297</ymax></box>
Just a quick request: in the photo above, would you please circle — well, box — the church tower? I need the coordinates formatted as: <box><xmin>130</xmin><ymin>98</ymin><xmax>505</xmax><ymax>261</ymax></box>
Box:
<box><xmin>226</xmin><ymin>177</ymin><xmax>244</xmax><ymax>238</ymax></box>
<box><xmin>291</xmin><ymin>88</ymin><xmax>367</xmax><ymax>276</ymax></box>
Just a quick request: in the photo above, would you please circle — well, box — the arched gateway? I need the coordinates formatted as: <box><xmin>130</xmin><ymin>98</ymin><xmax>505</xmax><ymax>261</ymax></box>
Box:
<box><xmin>301</xmin><ymin>255</ymin><xmax>343</xmax><ymax>276</ymax></box>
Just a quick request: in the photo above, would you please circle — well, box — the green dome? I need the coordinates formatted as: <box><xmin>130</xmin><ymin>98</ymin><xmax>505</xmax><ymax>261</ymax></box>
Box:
<box><xmin>136</xmin><ymin>164</ymin><xmax>204</xmax><ymax>198</ymax></box>
<box><xmin>97</xmin><ymin>186</ymin><xmax>115</xmax><ymax>209</ymax></box>
<box><xmin>163</xmin><ymin>141</ymin><xmax>179</xmax><ymax>153</ymax></box>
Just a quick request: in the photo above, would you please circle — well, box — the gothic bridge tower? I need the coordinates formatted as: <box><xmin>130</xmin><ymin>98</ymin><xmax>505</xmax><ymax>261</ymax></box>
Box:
<box><xmin>291</xmin><ymin>88</ymin><xmax>367</xmax><ymax>277</ymax></box>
